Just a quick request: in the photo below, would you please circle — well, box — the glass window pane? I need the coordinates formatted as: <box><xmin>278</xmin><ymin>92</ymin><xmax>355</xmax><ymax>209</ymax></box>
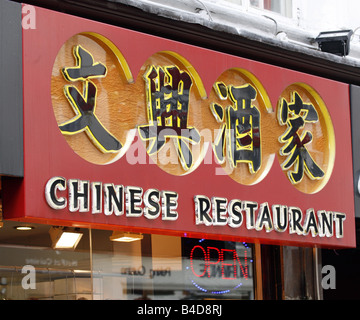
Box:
<box><xmin>181</xmin><ymin>238</ymin><xmax>254</xmax><ymax>299</ymax></box>
<box><xmin>91</xmin><ymin>231</ymin><xmax>255</xmax><ymax>300</ymax></box>
<box><xmin>0</xmin><ymin>222</ymin><xmax>91</xmax><ymax>300</ymax></box>
<box><xmin>0</xmin><ymin>221</ymin><xmax>255</xmax><ymax>300</ymax></box>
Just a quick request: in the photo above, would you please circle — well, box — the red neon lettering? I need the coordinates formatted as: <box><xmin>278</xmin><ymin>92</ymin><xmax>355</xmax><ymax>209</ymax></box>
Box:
<box><xmin>221</xmin><ymin>249</ymin><xmax>236</xmax><ymax>280</ymax></box>
<box><xmin>206</xmin><ymin>247</ymin><xmax>221</xmax><ymax>278</ymax></box>
<box><xmin>190</xmin><ymin>245</ymin><xmax>249</xmax><ymax>280</ymax></box>
<box><xmin>190</xmin><ymin>245</ymin><xmax>207</xmax><ymax>277</ymax></box>
<box><xmin>234</xmin><ymin>249</ymin><xmax>248</xmax><ymax>280</ymax></box>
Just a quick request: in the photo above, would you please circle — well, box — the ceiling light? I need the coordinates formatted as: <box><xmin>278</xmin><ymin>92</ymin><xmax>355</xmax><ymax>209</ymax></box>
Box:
<box><xmin>14</xmin><ymin>226</ymin><xmax>34</xmax><ymax>231</ymax></box>
<box><xmin>109</xmin><ymin>231</ymin><xmax>143</xmax><ymax>242</ymax></box>
<box><xmin>315</xmin><ymin>30</ymin><xmax>353</xmax><ymax>56</ymax></box>
<box><xmin>49</xmin><ymin>226</ymin><xmax>83</xmax><ymax>249</ymax></box>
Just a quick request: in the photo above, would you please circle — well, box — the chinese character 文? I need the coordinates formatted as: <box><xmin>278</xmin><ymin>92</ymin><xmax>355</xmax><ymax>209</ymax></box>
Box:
<box><xmin>278</xmin><ymin>91</ymin><xmax>325</xmax><ymax>184</ymax></box>
<box><xmin>138</xmin><ymin>65</ymin><xmax>201</xmax><ymax>171</ymax></box>
<box><xmin>211</xmin><ymin>82</ymin><xmax>261</xmax><ymax>174</ymax></box>
<box><xmin>59</xmin><ymin>45</ymin><xmax>122</xmax><ymax>153</ymax></box>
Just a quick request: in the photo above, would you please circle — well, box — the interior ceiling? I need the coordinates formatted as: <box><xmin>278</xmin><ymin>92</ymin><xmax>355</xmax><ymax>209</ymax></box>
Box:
<box><xmin>0</xmin><ymin>220</ymin><xmax>51</xmax><ymax>244</ymax></box>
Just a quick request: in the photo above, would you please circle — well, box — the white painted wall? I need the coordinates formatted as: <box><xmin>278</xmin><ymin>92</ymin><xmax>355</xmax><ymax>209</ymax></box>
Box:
<box><xmin>113</xmin><ymin>0</ymin><xmax>360</xmax><ymax>61</ymax></box>
<box><xmin>294</xmin><ymin>0</ymin><xmax>360</xmax><ymax>32</ymax></box>
<box><xmin>221</xmin><ymin>0</ymin><xmax>360</xmax><ymax>33</ymax></box>
<box><xmin>218</xmin><ymin>0</ymin><xmax>360</xmax><ymax>57</ymax></box>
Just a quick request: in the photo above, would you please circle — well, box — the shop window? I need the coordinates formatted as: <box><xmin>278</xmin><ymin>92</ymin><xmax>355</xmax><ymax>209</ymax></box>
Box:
<box><xmin>0</xmin><ymin>222</ymin><xmax>255</xmax><ymax>300</ymax></box>
<box><xmin>0</xmin><ymin>223</ymin><xmax>92</xmax><ymax>300</ymax></box>
<box><xmin>0</xmin><ymin>221</ymin><xmax>322</xmax><ymax>300</ymax></box>
<box><xmin>91</xmin><ymin>233</ymin><xmax>255</xmax><ymax>300</ymax></box>
<box><xmin>282</xmin><ymin>246</ymin><xmax>320</xmax><ymax>300</ymax></box>
<box><xmin>259</xmin><ymin>245</ymin><xmax>320</xmax><ymax>300</ymax></box>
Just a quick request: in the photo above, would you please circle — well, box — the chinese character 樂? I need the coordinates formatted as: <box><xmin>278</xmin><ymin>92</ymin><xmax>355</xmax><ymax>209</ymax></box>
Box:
<box><xmin>278</xmin><ymin>91</ymin><xmax>324</xmax><ymax>184</ymax></box>
<box><xmin>211</xmin><ymin>82</ymin><xmax>261</xmax><ymax>174</ymax></box>
<box><xmin>138</xmin><ymin>65</ymin><xmax>201</xmax><ymax>171</ymax></box>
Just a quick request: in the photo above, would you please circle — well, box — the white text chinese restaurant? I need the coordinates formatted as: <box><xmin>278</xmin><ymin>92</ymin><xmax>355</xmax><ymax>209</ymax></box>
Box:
<box><xmin>0</xmin><ymin>1</ymin><xmax>358</xmax><ymax>300</ymax></box>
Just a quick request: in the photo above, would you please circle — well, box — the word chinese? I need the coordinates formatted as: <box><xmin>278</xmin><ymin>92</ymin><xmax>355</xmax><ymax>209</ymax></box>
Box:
<box><xmin>45</xmin><ymin>176</ymin><xmax>178</xmax><ymax>220</ymax></box>
<box><xmin>194</xmin><ymin>195</ymin><xmax>346</xmax><ymax>238</ymax></box>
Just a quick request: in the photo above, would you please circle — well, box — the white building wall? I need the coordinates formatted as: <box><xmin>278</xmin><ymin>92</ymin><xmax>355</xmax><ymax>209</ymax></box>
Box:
<box><xmin>111</xmin><ymin>0</ymin><xmax>360</xmax><ymax>63</ymax></box>
<box><xmin>294</xmin><ymin>0</ymin><xmax>360</xmax><ymax>32</ymax></box>
<box><xmin>221</xmin><ymin>0</ymin><xmax>360</xmax><ymax>32</ymax></box>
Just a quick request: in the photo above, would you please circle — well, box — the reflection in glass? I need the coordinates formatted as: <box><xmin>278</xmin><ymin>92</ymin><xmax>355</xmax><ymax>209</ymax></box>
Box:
<box><xmin>0</xmin><ymin>222</ymin><xmax>254</xmax><ymax>300</ymax></box>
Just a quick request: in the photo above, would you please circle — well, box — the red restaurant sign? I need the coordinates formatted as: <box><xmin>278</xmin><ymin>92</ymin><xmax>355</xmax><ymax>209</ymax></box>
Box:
<box><xmin>3</xmin><ymin>5</ymin><xmax>356</xmax><ymax>248</ymax></box>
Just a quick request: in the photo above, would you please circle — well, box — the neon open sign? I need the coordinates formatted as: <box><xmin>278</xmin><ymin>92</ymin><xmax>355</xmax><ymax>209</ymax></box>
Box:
<box><xmin>190</xmin><ymin>245</ymin><xmax>248</xmax><ymax>279</ymax></box>
<box><xmin>186</xmin><ymin>240</ymin><xmax>253</xmax><ymax>295</ymax></box>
